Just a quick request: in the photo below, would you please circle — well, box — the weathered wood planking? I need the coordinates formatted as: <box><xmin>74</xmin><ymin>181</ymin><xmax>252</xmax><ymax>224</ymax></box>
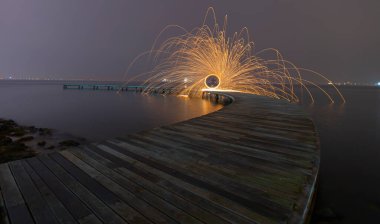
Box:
<box><xmin>0</xmin><ymin>92</ymin><xmax>319</xmax><ymax>223</ymax></box>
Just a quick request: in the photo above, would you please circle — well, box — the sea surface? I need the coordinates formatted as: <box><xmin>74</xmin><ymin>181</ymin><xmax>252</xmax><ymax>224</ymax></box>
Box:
<box><xmin>305</xmin><ymin>86</ymin><xmax>380</xmax><ymax>223</ymax></box>
<box><xmin>0</xmin><ymin>81</ymin><xmax>379</xmax><ymax>223</ymax></box>
<box><xmin>0</xmin><ymin>80</ymin><xmax>222</xmax><ymax>141</ymax></box>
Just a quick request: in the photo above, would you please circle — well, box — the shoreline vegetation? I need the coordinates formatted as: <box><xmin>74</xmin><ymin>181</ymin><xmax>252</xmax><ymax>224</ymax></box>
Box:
<box><xmin>0</xmin><ymin>118</ymin><xmax>86</xmax><ymax>164</ymax></box>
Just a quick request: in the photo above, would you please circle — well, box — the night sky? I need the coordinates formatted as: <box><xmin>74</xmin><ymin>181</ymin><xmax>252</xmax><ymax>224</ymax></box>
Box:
<box><xmin>0</xmin><ymin>0</ymin><xmax>379</xmax><ymax>82</ymax></box>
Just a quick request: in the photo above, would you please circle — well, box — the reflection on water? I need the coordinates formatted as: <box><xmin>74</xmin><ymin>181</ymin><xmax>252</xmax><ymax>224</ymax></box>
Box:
<box><xmin>305</xmin><ymin>86</ymin><xmax>380</xmax><ymax>223</ymax></box>
<box><xmin>0</xmin><ymin>80</ymin><xmax>222</xmax><ymax>141</ymax></box>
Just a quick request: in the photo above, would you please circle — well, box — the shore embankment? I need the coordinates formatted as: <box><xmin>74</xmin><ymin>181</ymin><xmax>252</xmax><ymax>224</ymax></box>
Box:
<box><xmin>0</xmin><ymin>118</ymin><xmax>85</xmax><ymax>164</ymax></box>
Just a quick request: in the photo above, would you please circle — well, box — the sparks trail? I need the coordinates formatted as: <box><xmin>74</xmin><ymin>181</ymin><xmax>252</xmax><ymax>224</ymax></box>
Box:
<box><xmin>123</xmin><ymin>7</ymin><xmax>345</xmax><ymax>104</ymax></box>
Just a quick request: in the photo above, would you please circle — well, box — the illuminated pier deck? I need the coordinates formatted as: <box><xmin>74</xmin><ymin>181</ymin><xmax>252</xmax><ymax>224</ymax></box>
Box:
<box><xmin>0</xmin><ymin>92</ymin><xmax>319</xmax><ymax>224</ymax></box>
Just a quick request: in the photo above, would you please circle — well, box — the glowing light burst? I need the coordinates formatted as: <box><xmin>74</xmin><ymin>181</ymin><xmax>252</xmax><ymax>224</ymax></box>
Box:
<box><xmin>124</xmin><ymin>8</ymin><xmax>345</xmax><ymax>103</ymax></box>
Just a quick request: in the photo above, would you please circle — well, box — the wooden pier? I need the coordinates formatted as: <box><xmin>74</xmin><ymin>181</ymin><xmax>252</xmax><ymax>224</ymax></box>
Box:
<box><xmin>63</xmin><ymin>84</ymin><xmax>181</xmax><ymax>95</ymax></box>
<box><xmin>0</xmin><ymin>92</ymin><xmax>319</xmax><ymax>224</ymax></box>
<box><xmin>63</xmin><ymin>84</ymin><xmax>146</xmax><ymax>92</ymax></box>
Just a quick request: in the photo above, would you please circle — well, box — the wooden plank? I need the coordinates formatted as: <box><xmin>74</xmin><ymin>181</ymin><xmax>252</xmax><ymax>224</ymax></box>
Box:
<box><xmin>9</xmin><ymin>160</ymin><xmax>58</xmax><ymax>224</ymax></box>
<box><xmin>120</xmin><ymin>132</ymin><xmax>306</xmax><ymax>205</ymax></box>
<box><xmin>0</xmin><ymin>181</ymin><xmax>10</xmax><ymax>224</ymax></box>
<box><xmin>145</xmin><ymin>129</ymin><xmax>314</xmax><ymax>172</ymax></box>
<box><xmin>50</xmin><ymin>152</ymin><xmax>171</xmax><ymax>224</ymax></box>
<box><xmin>162</xmin><ymin>124</ymin><xmax>316</xmax><ymax>152</ymax></box>
<box><xmin>103</xmin><ymin>140</ymin><xmax>291</xmax><ymax>220</ymax></box>
<box><xmin>217</xmin><ymin>115</ymin><xmax>312</xmax><ymax>129</ymax></box>
<box><xmin>21</xmin><ymin>160</ymin><xmax>77</xmax><ymax>224</ymax></box>
<box><xmin>25</xmin><ymin>157</ymin><xmax>102</xmax><ymax>224</ymax></box>
<box><xmin>84</xmin><ymin>144</ymin><xmax>261</xmax><ymax>224</ymax></box>
<box><xmin>60</xmin><ymin>150</ymin><xmax>201</xmax><ymax>224</ymax></box>
<box><xmin>208</xmin><ymin>111</ymin><xmax>313</xmax><ymax>126</ymax></box>
<box><xmin>157</xmin><ymin>125</ymin><xmax>316</xmax><ymax>159</ymax></box>
<box><xmin>112</xmin><ymin>135</ymin><xmax>303</xmax><ymax>208</ymax></box>
<box><xmin>37</xmin><ymin>154</ymin><xmax>126</xmax><ymax>224</ymax></box>
<box><xmin>47</xmin><ymin>152</ymin><xmax>153</xmax><ymax>224</ymax></box>
<box><xmin>68</xmin><ymin>147</ymin><xmax>229</xmax><ymax>224</ymax></box>
<box><xmin>90</xmin><ymin>143</ymin><xmax>271</xmax><ymax>223</ymax></box>
<box><xmin>186</xmin><ymin>118</ymin><xmax>316</xmax><ymax>145</ymax></box>
<box><xmin>126</xmin><ymin>130</ymin><xmax>314</xmax><ymax>175</ymax></box>
<box><xmin>0</xmin><ymin>163</ymin><xmax>34</xmax><ymax>224</ymax></box>
<box><xmin>195</xmin><ymin>115</ymin><xmax>315</xmax><ymax>134</ymax></box>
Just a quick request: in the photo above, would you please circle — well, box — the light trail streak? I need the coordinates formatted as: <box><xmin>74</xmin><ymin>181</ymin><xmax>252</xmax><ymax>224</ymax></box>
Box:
<box><xmin>124</xmin><ymin>7</ymin><xmax>345</xmax><ymax>104</ymax></box>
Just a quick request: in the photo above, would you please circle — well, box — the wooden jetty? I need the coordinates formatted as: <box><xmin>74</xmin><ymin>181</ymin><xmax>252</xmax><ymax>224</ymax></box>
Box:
<box><xmin>63</xmin><ymin>84</ymin><xmax>179</xmax><ymax>95</ymax></box>
<box><xmin>63</xmin><ymin>84</ymin><xmax>146</xmax><ymax>92</ymax></box>
<box><xmin>0</xmin><ymin>92</ymin><xmax>319</xmax><ymax>224</ymax></box>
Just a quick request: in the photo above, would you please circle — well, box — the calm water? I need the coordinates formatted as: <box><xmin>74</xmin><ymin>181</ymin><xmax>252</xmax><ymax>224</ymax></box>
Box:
<box><xmin>306</xmin><ymin>87</ymin><xmax>380</xmax><ymax>223</ymax></box>
<box><xmin>0</xmin><ymin>80</ymin><xmax>222</xmax><ymax>141</ymax></box>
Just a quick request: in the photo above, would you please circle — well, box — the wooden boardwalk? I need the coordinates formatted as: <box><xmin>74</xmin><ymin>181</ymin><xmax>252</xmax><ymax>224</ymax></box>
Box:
<box><xmin>0</xmin><ymin>92</ymin><xmax>319</xmax><ymax>224</ymax></box>
<box><xmin>63</xmin><ymin>84</ymin><xmax>145</xmax><ymax>91</ymax></box>
<box><xmin>62</xmin><ymin>84</ymin><xmax>176</xmax><ymax>94</ymax></box>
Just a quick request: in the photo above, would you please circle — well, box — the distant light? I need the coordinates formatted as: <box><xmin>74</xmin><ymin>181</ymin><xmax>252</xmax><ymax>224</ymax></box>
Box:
<box><xmin>377</xmin><ymin>82</ymin><xmax>380</xmax><ymax>86</ymax></box>
<box><xmin>184</xmin><ymin>78</ymin><xmax>188</xmax><ymax>83</ymax></box>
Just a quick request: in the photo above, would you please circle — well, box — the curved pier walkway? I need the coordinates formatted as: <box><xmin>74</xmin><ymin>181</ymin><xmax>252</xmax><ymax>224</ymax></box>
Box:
<box><xmin>0</xmin><ymin>92</ymin><xmax>319</xmax><ymax>224</ymax></box>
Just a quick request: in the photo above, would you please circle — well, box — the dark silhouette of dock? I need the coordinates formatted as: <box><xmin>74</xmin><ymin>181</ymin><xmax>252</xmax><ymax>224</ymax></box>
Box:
<box><xmin>0</xmin><ymin>92</ymin><xmax>319</xmax><ymax>224</ymax></box>
<box><xmin>62</xmin><ymin>84</ymin><xmax>177</xmax><ymax>94</ymax></box>
<box><xmin>63</xmin><ymin>84</ymin><xmax>145</xmax><ymax>92</ymax></box>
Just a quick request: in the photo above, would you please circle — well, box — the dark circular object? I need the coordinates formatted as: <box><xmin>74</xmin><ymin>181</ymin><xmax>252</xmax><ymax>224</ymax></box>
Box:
<box><xmin>205</xmin><ymin>75</ymin><xmax>220</xmax><ymax>88</ymax></box>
